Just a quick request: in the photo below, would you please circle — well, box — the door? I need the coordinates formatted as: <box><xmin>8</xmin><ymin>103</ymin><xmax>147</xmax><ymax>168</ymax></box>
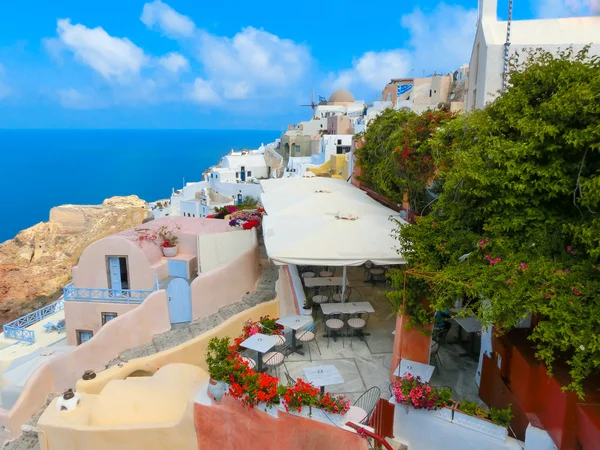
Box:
<box><xmin>240</xmin><ymin>166</ymin><xmax>246</xmax><ymax>181</ymax></box>
<box><xmin>108</xmin><ymin>257</ymin><xmax>122</xmax><ymax>295</ymax></box>
<box><xmin>168</xmin><ymin>259</ymin><xmax>188</xmax><ymax>278</ymax></box>
<box><xmin>167</xmin><ymin>278</ymin><xmax>192</xmax><ymax>324</ymax></box>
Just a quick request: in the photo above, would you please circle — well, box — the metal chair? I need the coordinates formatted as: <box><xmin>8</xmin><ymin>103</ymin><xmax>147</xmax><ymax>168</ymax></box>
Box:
<box><xmin>347</xmin><ymin>311</ymin><xmax>370</xmax><ymax>347</ymax></box>
<box><xmin>311</xmin><ymin>288</ymin><xmax>329</xmax><ymax>319</ymax></box>
<box><xmin>332</xmin><ymin>286</ymin><xmax>361</xmax><ymax>303</ymax></box>
<box><xmin>324</xmin><ymin>312</ymin><xmax>346</xmax><ymax>348</ymax></box>
<box><xmin>351</xmin><ymin>386</ymin><xmax>382</xmax><ymax>424</ymax></box>
<box><xmin>262</xmin><ymin>344</ymin><xmax>289</xmax><ymax>379</ymax></box>
<box><xmin>369</xmin><ymin>267</ymin><xmax>386</xmax><ymax>283</ymax></box>
<box><xmin>363</xmin><ymin>261</ymin><xmax>373</xmax><ymax>281</ymax></box>
<box><xmin>237</xmin><ymin>351</ymin><xmax>257</xmax><ymax>370</ymax></box>
<box><xmin>296</xmin><ymin>320</ymin><xmax>322</xmax><ymax>362</ymax></box>
<box><xmin>285</xmin><ymin>371</ymin><xmax>295</xmax><ymax>385</ymax></box>
<box><xmin>430</xmin><ymin>340</ymin><xmax>443</xmax><ymax>369</ymax></box>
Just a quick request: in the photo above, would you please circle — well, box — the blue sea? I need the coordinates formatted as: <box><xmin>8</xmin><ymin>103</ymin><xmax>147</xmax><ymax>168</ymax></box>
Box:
<box><xmin>0</xmin><ymin>129</ymin><xmax>280</xmax><ymax>243</ymax></box>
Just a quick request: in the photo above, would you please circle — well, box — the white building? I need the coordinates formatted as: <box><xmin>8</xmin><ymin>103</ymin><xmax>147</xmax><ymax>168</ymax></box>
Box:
<box><xmin>467</xmin><ymin>0</ymin><xmax>600</xmax><ymax>111</ymax></box>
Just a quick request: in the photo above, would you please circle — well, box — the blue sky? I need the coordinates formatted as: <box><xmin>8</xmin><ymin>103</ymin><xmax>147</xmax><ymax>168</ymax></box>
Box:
<box><xmin>0</xmin><ymin>0</ymin><xmax>597</xmax><ymax>129</ymax></box>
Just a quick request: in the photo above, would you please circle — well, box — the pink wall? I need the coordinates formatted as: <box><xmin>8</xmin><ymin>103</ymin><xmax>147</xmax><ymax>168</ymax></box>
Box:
<box><xmin>194</xmin><ymin>396</ymin><xmax>369</xmax><ymax>450</ymax></box>
<box><xmin>73</xmin><ymin>237</ymin><xmax>156</xmax><ymax>291</ymax></box>
<box><xmin>73</xmin><ymin>217</ymin><xmax>233</xmax><ymax>291</ymax></box>
<box><xmin>191</xmin><ymin>245</ymin><xmax>260</xmax><ymax>319</ymax></box>
<box><xmin>64</xmin><ymin>302</ymin><xmax>139</xmax><ymax>346</ymax></box>
<box><xmin>0</xmin><ymin>290</ymin><xmax>170</xmax><ymax>437</ymax></box>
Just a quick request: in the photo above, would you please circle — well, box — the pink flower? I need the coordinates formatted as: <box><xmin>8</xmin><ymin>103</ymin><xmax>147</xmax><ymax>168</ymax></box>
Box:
<box><xmin>520</xmin><ymin>263</ymin><xmax>528</xmax><ymax>270</ymax></box>
<box><xmin>506</xmin><ymin>280</ymin><xmax>511</xmax><ymax>284</ymax></box>
<box><xmin>432</xmin><ymin>222</ymin><xmax>438</xmax><ymax>227</ymax></box>
<box><xmin>485</xmin><ymin>254</ymin><xmax>492</xmax><ymax>260</ymax></box>
<box><xmin>573</xmin><ymin>289</ymin><xmax>581</xmax><ymax>296</ymax></box>
<box><xmin>545</xmin><ymin>294</ymin><xmax>551</xmax><ymax>299</ymax></box>
<box><xmin>563</xmin><ymin>269</ymin><xmax>569</xmax><ymax>274</ymax></box>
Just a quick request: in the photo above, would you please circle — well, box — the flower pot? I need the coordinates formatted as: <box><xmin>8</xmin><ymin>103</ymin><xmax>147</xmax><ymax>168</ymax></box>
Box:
<box><xmin>257</xmin><ymin>402</ymin><xmax>279</xmax><ymax>419</ymax></box>
<box><xmin>452</xmin><ymin>409</ymin><xmax>508</xmax><ymax>441</ymax></box>
<box><xmin>287</xmin><ymin>405</ymin><xmax>312</xmax><ymax>418</ymax></box>
<box><xmin>302</xmin><ymin>307</ymin><xmax>313</xmax><ymax>316</ymax></box>
<box><xmin>162</xmin><ymin>245</ymin><xmax>178</xmax><ymax>257</ymax></box>
<box><xmin>208</xmin><ymin>378</ymin><xmax>228</xmax><ymax>402</ymax></box>
<box><xmin>433</xmin><ymin>403</ymin><xmax>454</xmax><ymax>423</ymax></box>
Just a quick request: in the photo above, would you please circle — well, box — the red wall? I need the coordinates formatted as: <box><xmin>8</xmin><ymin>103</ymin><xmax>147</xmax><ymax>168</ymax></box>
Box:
<box><xmin>390</xmin><ymin>315</ymin><xmax>433</xmax><ymax>379</ymax></box>
<box><xmin>194</xmin><ymin>396</ymin><xmax>369</xmax><ymax>450</ymax></box>
<box><xmin>482</xmin><ymin>330</ymin><xmax>600</xmax><ymax>450</ymax></box>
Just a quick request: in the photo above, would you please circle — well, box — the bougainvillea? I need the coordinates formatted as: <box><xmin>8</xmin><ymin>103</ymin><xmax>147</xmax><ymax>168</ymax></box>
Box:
<box><xmin>391</xmin><ymin>374</ymin><xmax>452</xmax><ymax>410</ymax></box>
<box><xmin>388</xmin><ymin>47</ymin><xmax>600</xmax><ymax>397</ymax></box>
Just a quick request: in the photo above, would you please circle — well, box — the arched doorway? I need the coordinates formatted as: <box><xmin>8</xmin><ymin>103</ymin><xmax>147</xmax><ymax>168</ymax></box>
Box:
<box><xmin>167</xmin><ymin>278</ymin><xmax>192</xmax><ymax>324</ymax></box>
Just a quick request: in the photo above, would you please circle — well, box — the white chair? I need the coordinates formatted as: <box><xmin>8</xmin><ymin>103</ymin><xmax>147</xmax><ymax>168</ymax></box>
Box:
<box><xmin>262</xmin><ymin>344</ymin><xmax>289</xmax><ymax>378</ymax></box>
<box><xmin>296</xmin><ymin>320</ymin><xmax>322</xmax><ymax>362</ymax></box>
<box><xmin>347</xmin><ymin>311</ymin><xmax>370</xmax><ymax>347</ymax></box>
<box><xmin>240</xmin><ymin>356</ymin><xmax>256</xmax><ymax>370</ymax></box>
<box><xmin>324</xmin><ymin>312</ymin><xmax>346</xmax><ymax>348</ymax></box>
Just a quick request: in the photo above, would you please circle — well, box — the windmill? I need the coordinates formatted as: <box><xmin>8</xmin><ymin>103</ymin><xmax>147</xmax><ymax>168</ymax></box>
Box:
<box><xmin>301</xmin><ymin>89</ymin><xmax>320</xmax><ymax>118</ymax></box>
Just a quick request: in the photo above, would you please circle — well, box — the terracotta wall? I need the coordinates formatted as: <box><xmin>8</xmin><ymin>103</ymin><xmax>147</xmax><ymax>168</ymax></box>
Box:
<box><xmin>483</xmin><ymin>331</ymin><xmax>600</xmax><ymax>449</ymax></box>
<box><xmin>190</xmin><ymin>244</ymin><xmax>260</xmax><ymax>319</ymax></box>
<box><xmin>64</xmin><ymin>302</ymin><xmax>139</xmax><ymax>346</ymax></box>
<box><xmin>194</xmin><ymin>395</ymin><xmax>369</xmax><ymax>450</ymax></box>
<box><xmin>390</xmin><ymin>315</ymin><xmax>432</xmax><ymax>379</ymax></box>
<box><xmin>73</xmin><ymin>237</ymin><xmax>156</xmax><ymax>291</ymax></box>
<box><xmin>0</xmin><ymin>290</ymin><xmax>170</xmax><ymax>437</ymax></box>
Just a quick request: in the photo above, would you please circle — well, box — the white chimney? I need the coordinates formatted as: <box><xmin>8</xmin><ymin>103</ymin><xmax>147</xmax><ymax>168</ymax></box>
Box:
<box><xmin>478</xmin><ymin>0</ymin><xmax>497</xmax><ymax>21</ymax></box>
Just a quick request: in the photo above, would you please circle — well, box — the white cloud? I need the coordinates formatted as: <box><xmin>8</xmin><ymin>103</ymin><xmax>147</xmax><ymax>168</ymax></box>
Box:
<box><xmin>535</xmin><ymin>0</ymin><xmax>600</xmax><ymax>17</ymax></box>
<box><xmin>141</xmin><ymin>0</ymin><xmax>196</xmax><ymax>38</ymax></box>
<box><xmin>190</xmin><ymin>78</ymin><xmax>220</xmax><ymax>104</ymax></box>
<box><xmin>197</xmin><ymin>26</ymin><xmax>311</xmax><ymax>99</ymax></box>
<box><xmin>332</xmin><ymin>50</ymin><xmax>412</xmax><ymax>90</ymax></box>
<box><xmin>329</xmin><ymin>3</ymin><xmax>476</xmax><ymax>93</ymax></box>
<box><xmin>158</xmin><ymin>52</ymin><xmax>189</xmax><ymax>73</ymax></box>
<box><xmin>57</xmin><ymin>88</ymin><xmax>96</xmax><ymax>109</ymax></box>
<box><xmin>55</xmin><ymin>18</ymin><xmax>147</xmax><ymax>81</ymax></box>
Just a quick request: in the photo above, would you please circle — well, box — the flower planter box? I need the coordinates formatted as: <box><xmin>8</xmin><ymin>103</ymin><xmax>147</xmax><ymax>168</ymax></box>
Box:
<box><xmin>302</xmin><ymin>307</ymin><xmax>313</xmax><ymax>316</ymax></box>
<box><xmin>452</xmin><ymin>409</ymin><xmax>508</xmax><ymax>441</ymax></box>
<box><xmin>433</xmin><ymin>403</ymin><xmax>454</xmax><ymax>423</ymax></box>
<box><xmin>256</xmin><ymin>402</ymin><xmax>279</xmax><ymax>419</ymax></box>
<box><xmin>389</xmin><ymin>395</ymin><xmax>454</xmax><ymax>423</ymax></box>
<box><xmin>208</xmin><ymin>379</ymin><xmax>228</xmax><ymax>402</ymax></box>
<box><xmin>285</xmin><ymin>405</ymin><xmax>313</xmax><ymax>419</ymax></box>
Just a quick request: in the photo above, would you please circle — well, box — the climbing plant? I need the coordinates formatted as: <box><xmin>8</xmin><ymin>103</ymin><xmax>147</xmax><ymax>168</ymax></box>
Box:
<box><xmin>389</xmin><ymin>47</ymin><xmax>600</xmax><ymax>397</ymax></box>
<box><xmin>355</xmin><ymin>108</ymin><xmax>457</xmax><ymax>214</ymax></box>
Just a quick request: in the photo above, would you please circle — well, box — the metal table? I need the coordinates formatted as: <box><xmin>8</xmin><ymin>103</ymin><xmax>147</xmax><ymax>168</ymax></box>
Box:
<box><xmin>303</xmin><ymin>365</ymin><xmax>344</xmax><ymax>394</ymax></box>
<box><xmin>240</xmin><ymin>333</ymin><xmax>280</xmax><ymax>372</ymax></box>
<box><xmin>276</xmin><ymin>315</ymin><xmax>312</xmax><ymax>355</ymax></box>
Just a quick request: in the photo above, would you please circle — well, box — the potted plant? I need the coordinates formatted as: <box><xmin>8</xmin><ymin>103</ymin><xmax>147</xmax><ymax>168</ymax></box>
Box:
<box><xmin>205</xmin><ymin>337</ymin><xmax>234</xmax><ymax>402</ymax></box>
<box><xmin>391</xmin><ymin>374</ymin><xmax>453</xmax><ymax>421</ymax></box>
<box><xmin>157</xmin><ymin>225</ymin><xmax>179</xmax><ymax>257</ymax></box>
<box><xmin>453</xmin><ymin>399</ymin><xmax>512</xmax><ymax>440</ymax></box>
<box><xmin>316</xmin><ymin>392</ymin><xmax>351</xmax><ymax>423</ymax></box>
<box><xmin>282</xmin><ymin>379</ymin><xmax>320</xmax><ymax>417</ymax></box>
<box><xmin>302</xmin><ymin>298</ymin><xmax>313</xmax><ymax>316</ymax></box>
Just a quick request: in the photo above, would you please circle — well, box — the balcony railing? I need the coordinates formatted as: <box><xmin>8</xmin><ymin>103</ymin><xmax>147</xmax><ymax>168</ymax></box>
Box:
<box><xmin>3</xmin><ymin>298</ymin><xmax>65</xmax><ymax>344</ymax></box>
<box><xmin>63</xmin><ymin>283</ymin><xmax>156</xmax><ymax>304</ymax></box>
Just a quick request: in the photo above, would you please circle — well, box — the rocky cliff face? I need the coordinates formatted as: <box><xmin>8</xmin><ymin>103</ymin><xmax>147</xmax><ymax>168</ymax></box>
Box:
<box><xmin>0</xmin><ymin>196</ymin><xmax>153</xmax><ymax>305</ymax></box>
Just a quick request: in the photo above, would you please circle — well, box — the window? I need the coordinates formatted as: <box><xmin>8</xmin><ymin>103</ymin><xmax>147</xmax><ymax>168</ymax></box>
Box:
<box><xmin>102</xmin><ymin>312</ymin><xmax>117</xmax><ymax>325</ymax></box>
<box><xmin>77</xmin><ymin>330</ymin><xmax>93</xmax><ymax>345</ymax></box>
<box><xmin>236</xmin><ymin>172</ymin><xmax>239</xmax><ymax>178</ymax></box>
<box><xmin>247</xmin><ymin>171</ymin><xmax>252</xmax><ymax>177</ymax></box>
<box><xmin>107</xmin><ymin>256</ymin><xmax>129</xmax><ymax>290</ymax></box>
<box><xmin>337</xmin><ymin>139</ymin><xmax>342</xmax><ymax>145</ymax></box>
<box><xmin>295</xmin><ymin>145</ymin><xmax>301</xmax><ymax>153</ymax></box>
<box><xmin>429</xmin><ymin>90</ymin><xmax>432</xmax><ymax>97</ymax></box>
<box><xmin>336</xmin><ymin>146</ymin><xmax>351</xmax><ymax>155</ymax></box>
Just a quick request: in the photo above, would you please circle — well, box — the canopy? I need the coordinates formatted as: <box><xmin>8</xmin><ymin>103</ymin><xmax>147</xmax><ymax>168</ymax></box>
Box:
<box><xmin>260</xmin><ymin>177</ymin><xmax>358</xmax><ymax>195</ymax></box>
<box><xmin>261</xmin><ymin>190</ymin><xmax>395</xmax><ymax>217</ymax></box>
<box><xmin>262</xmin><ymin>210</ymin><xmax>407</xmax><ymax>267</ymax></box>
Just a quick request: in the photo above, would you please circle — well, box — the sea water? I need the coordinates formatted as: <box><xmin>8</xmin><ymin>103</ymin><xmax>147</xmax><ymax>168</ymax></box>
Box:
<box><xmin>0</xmin><ymin>129</ymin><xmax>279</xmax><ymax>242</ymax></box>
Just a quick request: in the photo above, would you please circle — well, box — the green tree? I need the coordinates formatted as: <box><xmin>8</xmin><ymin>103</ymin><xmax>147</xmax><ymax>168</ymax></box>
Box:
<box><xmin>391</xmin><ymin>47</ymin><xmax>600</xmax><ymax>396</ymax></box>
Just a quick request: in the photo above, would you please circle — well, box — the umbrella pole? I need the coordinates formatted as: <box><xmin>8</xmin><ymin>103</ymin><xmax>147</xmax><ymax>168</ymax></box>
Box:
<box><xmin>341</xmin><ymin>266</ymin><xmax>347</xmax><ymax>303</ymax></box>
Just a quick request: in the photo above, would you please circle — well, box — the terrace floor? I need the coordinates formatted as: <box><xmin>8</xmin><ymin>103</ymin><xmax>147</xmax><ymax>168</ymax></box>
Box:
<box><xmin>280</xmin><ymin>266</ymin><xmax>481</xmax><ymax>405</ymax></box>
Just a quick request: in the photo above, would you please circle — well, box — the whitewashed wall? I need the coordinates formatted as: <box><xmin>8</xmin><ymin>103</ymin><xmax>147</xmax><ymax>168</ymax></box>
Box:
<box><xmin>197</xmin><ymin>228</ymin><xmax>256</xmax><ymax>273</ymax></box>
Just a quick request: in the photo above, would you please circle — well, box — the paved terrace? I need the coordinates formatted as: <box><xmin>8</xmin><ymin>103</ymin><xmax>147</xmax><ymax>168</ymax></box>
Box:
<box><xmin>284</xmin><ymin>266</ymin><xmax>481</xmax><ymax>405</ymax></box>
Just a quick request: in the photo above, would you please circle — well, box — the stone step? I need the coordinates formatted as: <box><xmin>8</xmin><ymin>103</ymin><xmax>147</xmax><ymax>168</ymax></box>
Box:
<box><xmin>218</xmin><ymin>301</ymin><xmax>250</xmax><ymax>320</ymax></box>
<box><xmin>119</xmin><ymin>342</ymin><xmax>158</xmax><ymax>362</ymax></box>
<box><xmin>2</xmin><ymin>435</ymin><xmax>39</xmax><ymax>450</ymax></box>
<box><xmin>188</xmin><ymin>313</ymin><xmax>224</xmax><ymax>338</ymax></box>
<box><xmin>153</xmin><ymin>327</ymin><xmax>193</xmax><ymax>353</ymax></box>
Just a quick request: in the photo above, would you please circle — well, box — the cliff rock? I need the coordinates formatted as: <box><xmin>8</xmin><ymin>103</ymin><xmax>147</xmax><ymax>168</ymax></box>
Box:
<box><xmin>0</xmin><ymin>196</ymin><xmax>153</xmax><ymax>304</ymax></box>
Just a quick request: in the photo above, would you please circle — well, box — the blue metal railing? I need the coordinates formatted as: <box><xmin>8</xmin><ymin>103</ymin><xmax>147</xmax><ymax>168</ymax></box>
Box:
<box><xmin>63</xmin><ymin>283</ymin><xmax>156</xmax><ymax>304</ymax></box>
<box><xmin>2</xmin><ymin>298</ymin><xmax>65</xmax><ymax>344</ymax></box>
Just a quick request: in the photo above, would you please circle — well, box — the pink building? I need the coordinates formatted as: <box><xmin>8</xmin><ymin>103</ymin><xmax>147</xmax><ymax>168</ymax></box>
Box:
<box><xmin>63</xmin><ymin>217</ymin><xmax>250</xmax><ymax>346</ymax></box>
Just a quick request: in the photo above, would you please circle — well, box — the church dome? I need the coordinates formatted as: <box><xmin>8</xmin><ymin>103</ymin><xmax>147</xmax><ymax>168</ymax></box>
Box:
<box><xmin>329</xmin><ymin>89</ymin><xmax>355</xmax><ymax>103</ymax></box>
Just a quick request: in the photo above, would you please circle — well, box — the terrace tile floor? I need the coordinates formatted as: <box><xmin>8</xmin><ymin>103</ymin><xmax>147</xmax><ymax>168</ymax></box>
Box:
<box><xmin>276</xmin><ymin>266</ymin><xmax>481</xmax><ymax>405</ymax></box>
